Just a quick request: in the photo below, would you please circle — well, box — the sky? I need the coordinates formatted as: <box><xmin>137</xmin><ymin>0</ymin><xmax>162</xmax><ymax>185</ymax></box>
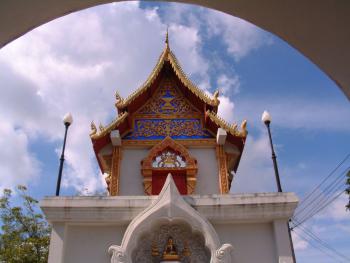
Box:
<box><xmin>0</xmin><ymin>1</ymin><xmax>349</xmax><ymax>262</ymax></box>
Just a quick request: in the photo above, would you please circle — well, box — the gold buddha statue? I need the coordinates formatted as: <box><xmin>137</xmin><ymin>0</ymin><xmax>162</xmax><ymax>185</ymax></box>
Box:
<box><xmin>162</xmin><ymin>236</ymin><xmax>180</xmax><ymax>261</ymax></box>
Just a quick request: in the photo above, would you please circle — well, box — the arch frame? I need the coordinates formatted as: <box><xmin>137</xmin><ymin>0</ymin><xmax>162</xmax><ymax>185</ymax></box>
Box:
<box><xmin>141</xmin><ymin>136</ymin><xmax>198</xmax><ymax>195</ymax></box>
<box><xmin>108</xmin><ymin>175</ymin><xmax>234</xmax><ymax>263</ymax></box>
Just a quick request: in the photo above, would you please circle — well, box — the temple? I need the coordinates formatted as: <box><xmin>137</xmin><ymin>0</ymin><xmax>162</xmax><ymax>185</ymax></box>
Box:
<box><xmin>41</xmin><ymin>34</ymin><xmax>298</xmax><ymax>263</ymax></box>
<box><xmin>89</xmin><ymin>34</ymin><xmax>247</xmax><ymax>197</ymax></box>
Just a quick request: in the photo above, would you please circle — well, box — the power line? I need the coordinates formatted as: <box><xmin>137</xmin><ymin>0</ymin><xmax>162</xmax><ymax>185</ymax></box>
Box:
<box><xmin>293</xmin><ymin>230</ymin><xmax>343</xmax><ymax>263</ymax></box>
<box><xmin>297</xmin><ymin>153</ymin><xmax>349</xmax><ymax>209</ymax></box>
<box><xmin>293</xmin><ymin>166</ymin><xmax>349</xmax><ymax>225</ymax></box>
<box><xmin>292</xmin><ymin>190</ymin><xmax>345</xmax><ymax>229</ymax></box>
<box><xmin>295</xmin><ymin>180</ymin><xmax>345</xmax><ymax>224</ymax></box>
<box><xmin>293</xmin><ymin>225</ymin><xmax>350</xmax><ymax>263</ymax></box>
<box><xmin>292</xmin><ymin>219</ymin><xmax>350</xmax><ymax>262</ymax></box>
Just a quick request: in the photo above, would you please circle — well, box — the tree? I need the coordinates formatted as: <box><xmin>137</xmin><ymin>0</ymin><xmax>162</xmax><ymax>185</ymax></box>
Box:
<box><xmin>346</xmin><ymin>171</ymin><xmax>350</xmax><ymax>211</ymax></box>
<box><xmin>0</xmin><ymin>185</ymin><xmax>50</xmax><ymax>263</ymax></box>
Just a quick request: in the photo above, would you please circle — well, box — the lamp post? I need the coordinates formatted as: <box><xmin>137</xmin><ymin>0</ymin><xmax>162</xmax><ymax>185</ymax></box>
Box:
<box><xmin>55</xmin><ymin>113</ymin><xmax>73</xmax><ymax>196</ymax></box>
<box><xmin>262</xmin><ymin>110</ymin><xmax>296</xmax><ymax>263</ymax></box>
<box><xmin>261</xmin><ymin>110</ymin><xmax>282</xmax><ymax>192</ymax></box>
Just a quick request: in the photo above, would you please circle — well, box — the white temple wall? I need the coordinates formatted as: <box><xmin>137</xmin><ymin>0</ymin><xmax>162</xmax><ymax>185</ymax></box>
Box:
<box><xmin>63</xmin><ymin>224</ymin><xmax>127</xmax><ymax>263</ymax></box>
<box><xmin>47</xmin><ymin>221</ymin><xmax>285</xmax><ymax>263</ymax></box>
<box><xmin>188</xmin><ymin>147</ymin><xmax>219</xmax><ymax>194</ymax></box>
<box><xmin>119</xmin><ymin>147</ymin><xmax>219</xmax><ymax>195</ymax></box>
<box><xmin>119</xmin><ymin>148</ymin><xmax>149</xmax><ymax>195</ymax></box>
<box><xmin>214</xmin><ymin>223</ymin><xmax>277</xmax><ymax>263</ymax></box>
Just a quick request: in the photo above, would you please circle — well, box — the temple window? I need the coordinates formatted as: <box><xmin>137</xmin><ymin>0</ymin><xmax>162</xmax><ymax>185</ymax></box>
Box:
<box><xmin>141</xmin><ymin>137</ymin><xmax>198</xmax><ymax>195</ymax></box>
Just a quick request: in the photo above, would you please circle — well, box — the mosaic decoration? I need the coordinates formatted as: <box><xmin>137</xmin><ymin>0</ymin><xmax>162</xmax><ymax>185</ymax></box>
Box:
<box><xmin>123</xmin><ymin>119</ymin><xmax>212</xmax><ymax>140</ymax></box>
<box><xmin>138</xmin><ymin>79</ymin><xmax>199</xmax><ymax>115</ymax></box>
<box><xmin>152</xmin><ymin>150</ymin><xmax>186</xmax><ymax>168</ymax></box>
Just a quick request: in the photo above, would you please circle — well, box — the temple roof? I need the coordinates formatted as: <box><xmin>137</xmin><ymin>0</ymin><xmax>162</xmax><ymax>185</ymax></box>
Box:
<box><xmin>114</xmin><ymin>40</ymin><xmax>220</xmax><ymax>111</ymax></box>
<box><xmin>90</xmin><ymin>35</ymin><xmax>247</xmax><ymax>154</ymax></box>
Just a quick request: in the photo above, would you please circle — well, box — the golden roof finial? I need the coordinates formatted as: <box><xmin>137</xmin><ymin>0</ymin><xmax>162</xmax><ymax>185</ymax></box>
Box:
<box><xmin>90</xmin><ymin>121</ymin><xmax>97</xmax><ymax>136</ymax></box>
<box><xmin>165</xmin><ymin>26</ymin><xmax>169</xmax><ymax>45</ymax></box>
<box><xmin>213</xmin><ymin>89</ymin><xmax>220</xmax><ymax>104</ymax></box>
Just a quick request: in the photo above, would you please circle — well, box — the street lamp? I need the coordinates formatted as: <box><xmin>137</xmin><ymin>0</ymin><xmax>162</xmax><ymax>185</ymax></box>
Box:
<box><xmin>262</xmin><ymin>110</ymin><xmax>296</xmax><ymax>262</ymax></box>
<box><xmin>262</xmin><ymin>110</ymin><xmax>282</xmax><ymax>192</ymax></box>
<box><xmin>55</xmin><ymin>113</ymin><xmax>73</xmax><ymax>196</ymax></box>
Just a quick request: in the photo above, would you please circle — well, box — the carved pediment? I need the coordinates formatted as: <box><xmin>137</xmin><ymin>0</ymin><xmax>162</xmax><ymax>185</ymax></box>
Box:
<box><xmin>108</xmin><ymin>175</ymin><xmax>234</xmax><ymax>263</ymax></box>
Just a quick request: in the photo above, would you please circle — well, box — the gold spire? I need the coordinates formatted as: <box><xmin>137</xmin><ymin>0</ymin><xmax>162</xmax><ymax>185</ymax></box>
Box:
<box><xmin>165</xmin><ymin>26</ymin><xmax>169</xmax><ymax>48</ymax></box>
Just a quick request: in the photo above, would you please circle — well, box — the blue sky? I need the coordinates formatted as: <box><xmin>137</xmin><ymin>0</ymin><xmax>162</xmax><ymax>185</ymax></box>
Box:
<box><xmin>0</xmin><ymin>2</ymin><xmax>349</xmax><ymax>262</ymax></box>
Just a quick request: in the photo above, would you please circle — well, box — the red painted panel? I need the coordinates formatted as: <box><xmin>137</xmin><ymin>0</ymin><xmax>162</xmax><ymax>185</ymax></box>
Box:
<box><xmin>152</xmin><ymin>171</ymin><xmax>187</xmax><ymax>195</ymax></box>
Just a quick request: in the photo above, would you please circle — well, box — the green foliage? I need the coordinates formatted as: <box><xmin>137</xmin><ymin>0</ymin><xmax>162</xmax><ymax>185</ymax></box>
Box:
<box><xmin>0</xmin><ymin>185</ymin><xmax>50</xmax><ymax>263</ymax></box>
<box><xmin>346</xmin><ymin>171</ymin><xmax>350</xmax><ymax>211</ymax></box>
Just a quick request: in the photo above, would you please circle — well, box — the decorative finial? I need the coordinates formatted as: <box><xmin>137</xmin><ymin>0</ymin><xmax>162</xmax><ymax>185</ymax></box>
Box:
<box><xmin>90</xmin><ymin>121</ymin><xmax>97</xmax><ymax>136</ymax></box>
<box><xmin>240</xmin><ymin>120</ymin><xmax>248</xmax><ymax>136</ymax></box>
<box><xmin>115</xmin><ymin>90</ymin><xmax>123</xmax><ymax>104</ymax></box>
<box><xmin>213</xmin><ymin>89</ymin><xmax>220</xmax><ymax>104</ymax></box>
<box><xmin>165</xmin><ymin>26</ymin><xmax>169</xmax><ymax>46</ymax></box>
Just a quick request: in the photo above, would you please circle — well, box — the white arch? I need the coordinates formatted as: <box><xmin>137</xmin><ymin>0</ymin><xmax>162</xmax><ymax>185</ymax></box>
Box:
<box><xmin>108</xmin><ymin>174</ymin><xmax>234</xmax><ymax>263</ymax></box>
<box><xmin>0</xmin><ymin>1</ymin><xmax>349</xmax><ymax>99</ymax></box>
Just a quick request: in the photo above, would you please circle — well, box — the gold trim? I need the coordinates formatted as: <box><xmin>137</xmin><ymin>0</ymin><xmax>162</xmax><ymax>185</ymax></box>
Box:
<box><xmin>122</xmin><ymin>139</ymin><xmax>216</xmax><ymax>148</ymax></box>
<box><xmin>116</xmin><ymin>44</ymin><xmax>219</xmax><ymax>109</ymax></box>
<box><xmin>132</xmin><ymin>113</ymin><xmax>203</xmax><ymax>119</ymax></box>
<box><xmin>141</xmin><ymin>137</ymin><xmax>198</xmax><ymax>195</ymax></box>
<box><xmin>206</xmin><ymin>110</ymin><xmax>247</xmax><ymax>138</ymax></box>
<box><xmin>110</xmin><ymin>146</ymin><xmax>122</xmax><ymax>196</ymax></box>
<box><xmin>216</xmin><ymin>145</ymin><xmax>229</xmax><ymax>194</ymax></box>
<box><xmin>90</xmin><ymin>112</ymin><xmax>129</xmax><ymax>140</ymax></box>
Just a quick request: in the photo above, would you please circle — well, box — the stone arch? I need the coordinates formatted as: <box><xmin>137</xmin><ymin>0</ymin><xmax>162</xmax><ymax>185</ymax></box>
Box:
<box><xmin>141</xmin><ymin>136</ymin><xmax>197</xmax><ymax>195</ymax></box>
<box><xmin>108</xmin><ymin>175</ymin><xmax>234</xmax><ymax>263</ymax></box>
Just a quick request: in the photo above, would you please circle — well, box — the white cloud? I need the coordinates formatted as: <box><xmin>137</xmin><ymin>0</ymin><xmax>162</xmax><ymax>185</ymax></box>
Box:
<box><xmin>232</xmin><ymin>134</ymin><xmax>276</xmax><ymax>193</ymax></box>
<box><xmin>318</xmin><ymin>193</ymin><xmax>349</xmax><ymax>221</ymax></box>
<box><xmin>0</xmin><ymin>120</ymin><xmax>40</xmax><ymax>191</ymax></box>
<box><xmin>205</xmin><ymin>10</ymin><xmax>272</xmax><ymax>61</ymax></box>
<box><xmin>217</xmin><ymin>74</ymin><xmax>240</xmax><ymax>95</ymax></box>
<box><xmin>292</xmin><ymin>230</ymin><xmax>309</xmax><ymax>250</ymax></box>
<box><xmin>0</xmin><ymin>2</ymin><xmax>219</xmax><ymax>193</ymax></box>
<box><xmin>217</xmin><ymin>95</ymin><xmax>235</xmax><ymax>123</ymax></box>
<box><xmin>233</xmin><ymin>96</ymin><xmax>350</xmax><ymax>132</ymax></box>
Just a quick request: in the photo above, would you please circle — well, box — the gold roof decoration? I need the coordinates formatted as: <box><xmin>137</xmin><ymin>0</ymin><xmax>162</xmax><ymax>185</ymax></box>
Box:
<box><xmin>168</xmin><ymin>50</ymin><xmax>220</xmax><ymax>106</ymax></box>
<box><xmin>115</xmin><ymin>32</ymin><xmax>219</xmax><ymax>109</ymax></box>
<box><xmin>90</xmin><ymin>111</ymin><xmax>129</xmax><ymax>140</ymax></box>
<box><xmin>206</xmin><ymin>110</ymin><xmax>247</xmax><ymax>138</ymax></box>
<box><xmin>115</xmin><ymin>90</ymin><xmax>123</xmax><ymax>108</ymax></box>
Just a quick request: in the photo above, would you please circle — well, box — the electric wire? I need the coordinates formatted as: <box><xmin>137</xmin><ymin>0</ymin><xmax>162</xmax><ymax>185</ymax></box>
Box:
<box><xmin>292</xmin><ymin>219</ymin><xmax>350</xmax><ymax>262</ymax></box>
<box><xmin>294</xmin><ymin>180</ymin><xmax>345</xmax><ymax>224</ymax></box>
<box><xmin>295</xmin><ymin>163</ymin><xmax>349</xmax><ymax>217</ymax></box>
<box><xmin>293</xmin><ymin>169</ymin><xmax>348</xmax><ymax>223</ymax></box>
<box><xmin>297</xmin><ymin>153</ymin><xmax>349</xmax><ymax>207</ymax></box>
<box><xmin>293</xmin><ymin>190</ymin><xmax>346</xmax><ymax>229</ymax></box>
<box><xmin>293</xmin><ymin>229</ymin><xmax>344</xmax><ymax>263</ymax></box>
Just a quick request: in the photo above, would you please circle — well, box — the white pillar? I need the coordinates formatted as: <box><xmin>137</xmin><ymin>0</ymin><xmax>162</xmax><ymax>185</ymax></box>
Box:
<box><xmin>48</xmin><ymin>223</ymin><xmax>66</xmax><ymax>263</ymax></box>
<box><xmin>273</xmin><ymin>220</ymin><xmax>294</xmax><ymax>263</ymax></box>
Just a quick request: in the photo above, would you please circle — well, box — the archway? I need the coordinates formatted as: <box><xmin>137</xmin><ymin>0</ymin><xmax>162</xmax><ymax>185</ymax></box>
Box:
<box><xmin>0</xmin><ymin>1</ymin><xmax>349</xmax><ymax>98</ymax></box>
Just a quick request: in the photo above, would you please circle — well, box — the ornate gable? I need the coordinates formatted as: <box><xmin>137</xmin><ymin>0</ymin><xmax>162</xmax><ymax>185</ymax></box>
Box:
<box><xmin>90</xmin><ymin>35</ymin><xmax>248</xmax><ymax>194</ymax></box>
<box><xmin>123</xmin><ymin>75</ymin><xmax>213</xmax><ymax>141</ymax></box>
<box><xmin>137</xmin><ymin>77</ymin><xmax>199</xmax><ymax>115</ymax></box>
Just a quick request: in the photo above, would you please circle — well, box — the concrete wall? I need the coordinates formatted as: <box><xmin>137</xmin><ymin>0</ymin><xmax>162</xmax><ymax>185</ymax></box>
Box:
<box><xmin>188</xmin><ymin>147</ymin><xmax>219</xmax><ymax>194</ymax></box>
<box><xmin>119</xmin><ymin>148</ymin><xmax>149</xmax><ymax>195</ymax></box>
<box><xmin>119</xmin><ymin>147</ymin><xmax>219</xmax><ymax>195</ymax></box>
<box><xmin>214</xmin><ymin>223</ymin><xmax>277</xmax><ymax>263</ymax></box>
<box><xmin>63</xmin><ymin>225</ymin><xmax>127</xmax><ymax>263</ymax></box>
<box><xmin>48</xmin><ymin>221</ymin><xmax>286</xmax><ymax>263</ymax></box>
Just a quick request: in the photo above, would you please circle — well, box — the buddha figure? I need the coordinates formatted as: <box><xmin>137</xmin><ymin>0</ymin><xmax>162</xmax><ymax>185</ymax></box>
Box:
<box><xmin>162</xmin><ymin>236</ymin><xmax>180</xmax><ymax>261</ymax></box>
